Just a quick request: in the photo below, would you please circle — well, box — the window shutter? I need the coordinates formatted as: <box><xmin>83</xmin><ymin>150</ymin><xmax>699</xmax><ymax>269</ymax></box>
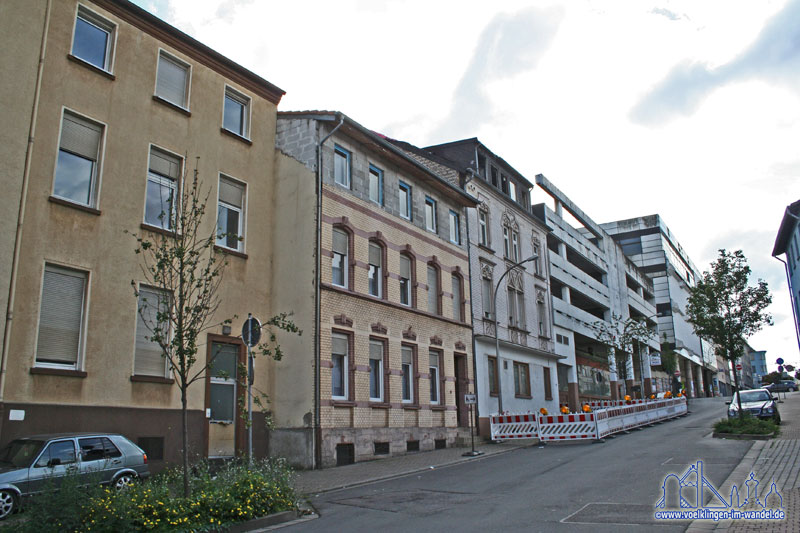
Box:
<box><xmin>36</xmin><ymin>266</ymin><xmax>85</xmax><ymax>365</ymax></box>
<box><xmin>149</xmin><ymin>148</ymin><xmax>180</xmax><ymax>180</ymax></box>
<box><xmin>134</xmin><ymin>287</ymin><xmax>168</xmax><ymax>376</ymax></box>
<box><xmin>60</xmin><ymin>113</ymin><xmax>100</xmax><ymax>161</ymax></box>
<box><xmin>331</xmin><ymin>334</ymin><xmax>347</xmax><ymax>355</ymax></box>
<box><xmin>332</xmin><ymin>229</ymin><xmax>348</xmax><ymax>255</ymax></box>
<box><xmin>452</xmin><ymin>275</ymin><xmax>461</xmax><ymax>321</ymax></box>
<box><xmin>400</xmin><ymin>255</ymin><xmax>411</xmax><ymax>280</ymax></box>
<box><xmin>429</xmin><ymin>352</ymin><xmax>439</xmax><ymax>369</ymax></box>
<box><xmin>369</xmin><ymin>341</ymin><xmax>382</xmax><ymax>361</ymax></box>
<box><xmin>402</xmin><ymin>346</ymin><xmax>412</xmax><ymax>365</ymax></box>
<box><xmin>369</xmin><ymin>243</ymin><xmax>381</xmax><ymax>266</ymax></box>
<box><xmin>156</xmin><ymin>54</ymin><xmax>187</xmax><ymax>105</ymax></box>
<box><xmin>218</xmin><ymin>178</ymin><xmax>243</xmax><ymax>208</ymax></box>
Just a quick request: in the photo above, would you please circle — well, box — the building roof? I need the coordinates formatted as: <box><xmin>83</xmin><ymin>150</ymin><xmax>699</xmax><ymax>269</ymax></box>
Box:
<box><xmin>278</xmin><ymin>111</ymin><xmax>478</xmax><ymax>207</ymax></box>
<box><xmin>95</xmin><ymin>0</ymin><xmax>284</xmax><ymax>104</ymax></box>
<box><xmin>773</xmin><ymin>199</ymin><xmax>800</xmax><ymax>256</ymax></box>
<box><xmin>424</xmin><ymin>138</ymin><xmax>534</xmax><ymax>189</ymax></box>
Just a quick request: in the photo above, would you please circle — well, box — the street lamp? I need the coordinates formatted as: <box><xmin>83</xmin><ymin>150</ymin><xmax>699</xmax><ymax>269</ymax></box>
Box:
<box><xmin>494</xmin><ymin>255</ymin><xmax>538</xmax><ymax>414</ymax></box>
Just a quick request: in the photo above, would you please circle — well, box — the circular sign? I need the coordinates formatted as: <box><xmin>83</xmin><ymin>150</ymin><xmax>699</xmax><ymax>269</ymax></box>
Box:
<box><xmin>736</xmin><ymin>363</ymin><xmax>743</xmax><ymax>371</ymax></box>
<box><xmin>777</xmin><ymin>357</ymin><xmax>784</xmax><ymax>365</ymax></box>
<box><xmin>778</xmin><ymin>365</ymin><xmax>784</xmax><ymax>373</ymax></box>
<box><xmin>675</xmin><ymin>369</ymin><xmax>681</xmax><ymax>376</ymax></box>
<box><xmin>241</xmin><ymin>316</ymin><xmax>261</xmax><ymax>347</ymax></box>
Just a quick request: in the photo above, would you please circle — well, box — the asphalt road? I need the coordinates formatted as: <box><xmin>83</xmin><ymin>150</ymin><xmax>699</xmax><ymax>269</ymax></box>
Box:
<box><xmin>290</xmin><ymin>397</ymin><xmax>752</xmax><ymax>532</ymax></box>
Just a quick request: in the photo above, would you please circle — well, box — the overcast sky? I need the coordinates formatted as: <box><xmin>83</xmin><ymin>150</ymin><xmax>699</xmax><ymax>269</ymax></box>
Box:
<box><xmin>134</xmin><ymin>0</ymin><xmax>799</xmax><ymax>372</ymax></box>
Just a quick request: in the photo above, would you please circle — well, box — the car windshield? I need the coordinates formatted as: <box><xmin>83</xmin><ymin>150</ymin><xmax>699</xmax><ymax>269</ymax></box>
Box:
<box><xmin>0</xmin><ymin>440</ymin><xmax>44</xmax><ymax>468</ymax></box>
<box><xmin>737</xmin><ymin>391</ymin><xmax>771</xmax><ymax>403</ymax></box>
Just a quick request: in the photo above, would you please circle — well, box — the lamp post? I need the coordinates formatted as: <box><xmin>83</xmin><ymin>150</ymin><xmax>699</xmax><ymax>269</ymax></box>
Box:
<box><xmin>494</xmin><ymin>255</ymin><xmax>537</xmax><ymax>414</ymax></box>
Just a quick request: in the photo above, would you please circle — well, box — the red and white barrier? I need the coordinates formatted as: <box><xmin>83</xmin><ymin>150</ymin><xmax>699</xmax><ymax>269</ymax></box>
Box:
<box><xmin>489</xmin><ymin>413</ymin><xmax>539</xmax><ymax>440</ymax></box>
<box><xmin>538</xmin><ymin>413</ymin><xmax>597</xmax><ymax>441</ymax></box>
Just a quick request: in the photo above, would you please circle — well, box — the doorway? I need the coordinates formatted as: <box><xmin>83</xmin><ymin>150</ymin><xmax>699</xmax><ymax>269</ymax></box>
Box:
<box><xmin>454</xmin><ymin>354</ymin><xmax>469</xmax><ymax>427</ymax></box>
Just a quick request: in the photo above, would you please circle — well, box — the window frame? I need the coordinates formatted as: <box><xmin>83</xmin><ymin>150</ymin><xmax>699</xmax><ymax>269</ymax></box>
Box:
<box><xmin>368</xmin><ymin>164</ymin><xmax>383</xmax><ymax>206</ymax></box>
<box><xmin>449</xmin><ymin>210</ymin><xmax>460</xmax><ymax>244</ymax></box>
<box><xmin>71</xmin><ymin>4</ymin><xmax>117</xmax><ymax>73</ymax></box>
<box><xmin>401</xmin><ymin>344</ymin><xmax>417</xmax><ymax>404</ymax></box>
<box><xmin>487</xmin><ymin>355</ymin><xmax>499</xmax><ymax>396</ymax></box>
<box><xmin>398</xmin><ymin>181</ymin><xmax>412</xmax><ymax>220</ymax></box>
<box><xmin>429</xmin><ymin>350</ymin><xmax>442</xmax><ymax>405</ymax></box>
<box><xmin>368</xmin><ymin>338</ymin><xmax>388</xmax><ymax>403</ymax></box>
<box><xmin>331</xmin><ymin>227</ymin><xmax>350</xmax><ymax>289</ymax></box>
<box><xmin>208</xmin><ymin>340</ymin><xmax>242</xmax><ymax>423</ymax></box>
<box><xmin>427</xmin><ymin>263</ymin><xmax>441</xmax><ymax>315</ymax></box>
<box><xmin>333</xmin><ymin>145</ymin><xmax>351</xmax><ymax>188</ymax></box>
<box><xmin>34</xmin><ymin>263</ymin><xmax>89</xmax><ymax>371</ymax></box>
<box><xmin>222</xmin><ymin>85</ymin><xmax>251</xmax><ymax>139</ymax></box>
<box><xmin>143</xmin><ymin>144</ymin><xmax>183</xmax><ymax>231</ymax></box>
<box><xmin>154</xmin><ymin>49</ymin><xmax>191</xmax><ymax>111</ymax></box>
<box><xmin>399</xmin><ymin>253</ymin><xmax>414</xmax><ymax>307</ymax></box>
<box><xmin>216</xmin><ymin>174</ymin><xmax>247</xmax><ymax>253</ymax></box>
<box><xmin>513</xmin><ymin>361</ymin><xmax>531</xmax><ymax>398</ymax></box>
<box><xmin>481</xmin><ymin>275</ymin><xmax>494</xmax><ymax>320</ymax></box>
<box><xmin>478</xmin><ymin>209</ymin><xmax>488</xmax><ymax>247</ymax></box>
<box><xmin>133</xmin><ymin>283</ymin><xmax>172</xmax><ymax>378</ymax></box>
<box><xmin>424</xmin><ymin>196</ymin><xmax>437</xmax><ymax>233</ymax></box>
<box><xmin>543</xmin><ymin>366</ymin><xmax>553</xmax><ymax>401</ymax></box>
<box><xmin>367</xmin><ymin>241</ymin><xmax>384</xmax><ymax>299</ymax></box>
<box><xmin>52</xmin><ymin>107</ymin><xmax>105</xmax><ymax>209</ymax></box>
<box><xmin>451</xmin><ymin>273</ymin><xmax>464</xmax><ymax>323</ymax></box>
<box><xmin>331</xmin><ymin>331</ymin><xmax>351</xmax><ymax>400</ymax></box>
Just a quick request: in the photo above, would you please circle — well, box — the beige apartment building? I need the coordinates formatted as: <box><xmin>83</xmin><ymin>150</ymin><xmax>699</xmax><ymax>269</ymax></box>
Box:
<box><xmin>277</xmin><ymin>112</ymin><xmax>478</xmax><ymax>467</ymax></box>
<box><xmin>0</xmin><ymin>0</ymin><xmax>317</xmax><ymax>468</ymax></box>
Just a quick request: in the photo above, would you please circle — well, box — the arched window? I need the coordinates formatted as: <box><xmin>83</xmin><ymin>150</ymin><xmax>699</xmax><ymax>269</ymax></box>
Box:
<box><xmin>331</xmin><ymin>227</ymin><xmax>349</xmax><ymax>288</ymax></box>
<box><xmin>399</xmin><ymin>253</ymin><xmax>414</xmax><ymax>307</ymax></box>
<box><xmin>452</xmin><ymin>273</ymin><xmax>464</xmax><ymax>322</ymax></box>
<box><xmin>427</xmin><ymin>263</ymin><xmax>440</xmax><ymax>315</ymax></box>
<box><xmin>368</xmin><ymin>241</ymin><xmax>383</xmax><ymax>298</ymax></box>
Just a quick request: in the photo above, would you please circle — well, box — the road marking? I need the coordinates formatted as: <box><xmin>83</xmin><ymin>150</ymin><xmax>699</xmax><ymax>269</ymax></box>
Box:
<box><xmin>661</xmin><ymin>457</ymin><xmax>673</xmax><ymax>465</ymax></box>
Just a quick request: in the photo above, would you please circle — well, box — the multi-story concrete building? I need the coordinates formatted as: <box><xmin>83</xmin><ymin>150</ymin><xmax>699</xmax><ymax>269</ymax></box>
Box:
<box><xmin>531</xmin><ymin>176</ymin><xmax>660</xmax><ymax>402</ymax></box>
<box><xmin>773</xmin><ymin>199</ymin><xmax>800</xmax><ymax>355</ymax></box>
<box><xmin>601</xmin><ymin>215</ymin><xmax>716</xmax><ymax>397</ymax></box>
<box><xmin>0</xmin><ymin>0</ymin><xmax>321</xmax><ymax>469</ymax></box>
<box><xmin>750</xmin><ymin>350</ymin><xmax>768</xmax><ymax>387</ymax></box>
<box><xmin>276</xmin><ymin>112</ymin><xmax>477</xmax><ymax>467</ymax></box>
<box><xmin>391</xmin><ymin>138</ymin><xmax>561</xmax><ymax>432</ymax></box>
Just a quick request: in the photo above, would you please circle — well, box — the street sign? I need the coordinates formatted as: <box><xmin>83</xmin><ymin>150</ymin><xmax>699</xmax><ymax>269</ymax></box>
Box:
<box><xmin>777</xmin><ymin>357</ymin><xmax>784</xmax><ymax>365</ymax></box>
<box><xmin>242</xmin><ymin>315</ymin><xmax>261</xmax><ymax>347</ymax></box>
<box><xmin>736</xmin><ymin>363</ymin><xmax>743</xmax><ymax>371</ymax></box>
<box><xmin>650</xmin><ymin>354</ymin><xmax>662</xmax><ymax>366</ymax></box>
<box><xmin>675</xmin><ymin>369</ymin><xmax>681</xmax><ymax>376</ymax></box>
<box><xmin>464</xmin><ymin>394</ymin><xmax>477</xmax><ymax>405</ymax></box>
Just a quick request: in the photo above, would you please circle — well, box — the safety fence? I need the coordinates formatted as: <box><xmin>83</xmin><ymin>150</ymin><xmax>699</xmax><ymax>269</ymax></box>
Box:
<box><xmin>489</xmin><ymin>397</ymin><xmax>687</xmax><ymax>442</ymax></box>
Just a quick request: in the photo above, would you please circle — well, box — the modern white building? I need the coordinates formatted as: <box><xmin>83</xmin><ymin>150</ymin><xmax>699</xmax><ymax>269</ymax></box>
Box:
<box><xmin>773</xmin><ymin>199</ymin><xmax>800</xmax><ymax>358</ymax></box>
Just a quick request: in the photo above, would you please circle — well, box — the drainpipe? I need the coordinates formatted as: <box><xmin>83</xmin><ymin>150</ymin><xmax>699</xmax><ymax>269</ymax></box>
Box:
<box><xmin>313</xmin><ymin>114</ymin><xmax>343</xmax><ymax>469</ymax></box>
<box><xmin>464</xmin><ymin>165</ymin><xmax>480</xmax><ymax>434</ymax></box>
<box><xmin>1</xmin><ymin>0</ymin><xmax>53</xmax><ymax>404</ymax></box>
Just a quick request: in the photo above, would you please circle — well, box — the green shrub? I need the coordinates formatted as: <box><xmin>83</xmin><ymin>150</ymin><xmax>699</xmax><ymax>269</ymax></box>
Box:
<box><xmin>714</xmin><ymin>414</ymin><xmax>778</xmax><ymax>436</ymax></box>
<box><xmin>8</xmin><ymin>458</ymin><xmax>296</xmax><ymax>532</ymax></box>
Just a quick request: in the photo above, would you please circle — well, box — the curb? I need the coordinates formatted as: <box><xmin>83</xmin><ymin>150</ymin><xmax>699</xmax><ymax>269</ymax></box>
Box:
<box><xmin>712</xmin><ymin>432</ymin><xmax>776</xmax><ymax>441</ymax></box>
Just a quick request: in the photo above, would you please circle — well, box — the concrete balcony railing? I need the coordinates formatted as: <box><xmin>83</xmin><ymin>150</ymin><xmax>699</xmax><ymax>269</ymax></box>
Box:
<box><xmin>552</xmin><ymin>297</ymin><xmax>605</xmax><ymax>339</ymax></box>
<box><xmin>549</xmin><ymin>252</ymin><xmax>610</xmax><ymax>306</ymax></box>
<box><xmin>627</xmin><ymin>287</ymin><xmax>656</xmax><ymax>318</ymax></box>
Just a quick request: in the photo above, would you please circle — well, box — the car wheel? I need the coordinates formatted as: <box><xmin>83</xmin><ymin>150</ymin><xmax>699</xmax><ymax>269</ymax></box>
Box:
<box><xmin>0</xmin><ymin>490</ymin><xmax>18</xmax><ymax>520</ymax></box>
<box><xmin>113</xmin><ymin>473</ymin><xmax>137</xmax><ymax>490</ymax></box>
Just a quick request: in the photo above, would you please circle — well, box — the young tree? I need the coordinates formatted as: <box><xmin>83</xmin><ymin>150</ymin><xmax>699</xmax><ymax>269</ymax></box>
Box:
<box><xmin>130</xmin><ymin>161</ymin><xmax>298</xmax><ymax>497</ymax></box>
<box><xmin>658</xmin><ymin>334</ymin><xmax>680</xmax><ymax>394</ymax></box>
<box><xmin>591</xmin><ymin>314</ymin><xmax>656</xmax><ymax>398</ymax></box>
<box><xmin>686</xmin><ymin>249</ymin><xmax>772</xmax><ymax>419</ymax></box>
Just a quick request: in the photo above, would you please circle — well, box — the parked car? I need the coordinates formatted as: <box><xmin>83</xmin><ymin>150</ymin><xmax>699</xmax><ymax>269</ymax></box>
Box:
<box><xmin>0</xmin><ymin>433</ymin><xmax>149</xmax><ymax>519</ymax></box>
<box><xmin>726</xmin><ymin>388</ymin><xmax>781</xmax><ymax>424</ymax></box>
<box><xmin>765</xmin><ymin>380</ymin><xmax>798</xmax><ymax>393</ymax></box>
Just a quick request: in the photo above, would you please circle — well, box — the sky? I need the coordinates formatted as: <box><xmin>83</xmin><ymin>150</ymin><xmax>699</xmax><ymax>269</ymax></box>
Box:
<box><xmin>133</xmin><ymin>0</ymin><xmax>799</xmax><ymax>372</ymax></box>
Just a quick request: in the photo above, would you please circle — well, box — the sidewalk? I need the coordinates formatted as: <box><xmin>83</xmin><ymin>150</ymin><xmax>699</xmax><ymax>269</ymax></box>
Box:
<box><xmin>292</xmin><ymin>440</ymin><xmax>529</xmax><ymax>495</ymax></box>
<box><xmin>688</xmin><ymin>391</ymin><xmax>800</xmax><ymax>533</ymax></box>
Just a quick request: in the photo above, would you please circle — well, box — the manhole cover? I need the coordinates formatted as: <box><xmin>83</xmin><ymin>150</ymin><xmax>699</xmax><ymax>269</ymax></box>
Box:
<box><xmin>333</xmin><ymin>489</ymin><xmax>476</xmax><ymax>515</ymax></box>
<box><xmin>562</xmin><ymin>502</ymin><xmax>687</xmax><ymax>525</ymax></box>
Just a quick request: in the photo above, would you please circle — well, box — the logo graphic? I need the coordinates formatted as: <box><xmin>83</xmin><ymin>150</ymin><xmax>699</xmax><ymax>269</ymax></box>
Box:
<box><xmin>654</xmin><ymin>460</ymin><xmax>785</xmax><ymax>522</ymax></box>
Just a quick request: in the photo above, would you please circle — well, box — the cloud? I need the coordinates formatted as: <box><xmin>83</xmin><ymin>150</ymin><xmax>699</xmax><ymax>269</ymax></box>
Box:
<box><xmin>631</xmin><ymin>0</ymin><xmax>800</xmax><ymax>126</ymax></box>
<box><xmin>215</xmin><ymin>0</ymin><xmax>254</xmax><ymax>22</ymax></box>
<box><xmin>430</xmin><ymin>6</ymin><xmax>564</xmax><ymax>141</ymax></box>
<box><xmin>651</xmin><ymin>7</ymin><xmax>685</xmax><ymax>22</ymax></box>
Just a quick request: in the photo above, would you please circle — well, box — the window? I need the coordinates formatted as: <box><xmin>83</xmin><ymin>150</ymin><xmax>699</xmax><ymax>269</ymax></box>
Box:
<box><xmin>452</xmin><ymin>274</ymin><xmax>463</xmax><ymax>322</ymax></box>
<box><xmin>618</xmin><ymin>237</ymin><xmax>643</xmax><ymax>256</ymax></box>
<box><xmin>427</xmin><ymin>264</ymin><xmax>439</xmax><ymax>315</ymax></box>
<box><xmin>368</xmin><ymin>242</ymin><xmax>383</xmax><ymax>298</ymax></box>
<box><xmin>425</xmin><ymin>196</ymin><xmax>437</xmax><ymax>232</ymax></box>
<box><xmin>490</xmin><ymin>166</ymin><xmax>498</xmax><ymax>187</ymax></box>
<box><xmin>488</xmin><ymin>356</ymin><xmax>498</xmax><ymax>395</ymax></box>
<box><xmin>514</xmin><ymin>362</ymin><xmax>531</xmax><ymax>397</ymax></box>
<box><xmin>144</xmin><ymin>147</ymin><xmax>181</xmax><ymax>230</ymax></box>
<box><xmin>209</xmin><ymin>342</ymin><xmax>238</xmax><ymax>422</ymax></box>
<box><xmin>503</xmin><ymin>227</ymin><xmax>510</xmax><ymax>258</ymax></box>
<box><xmin>537</xmin><ymin>298</ymin><xmax>547</xmax><ymax>337</ymax></box>
<box><xmin>369</xmin><ymin>340</ymin><xmax>384</xmax><ymax>402</ymax></box>
<box><xmin>501</xmin><ymin>174</ymin><xmax>509</xmax><ymax>194</ymax></box>
<box><xmin>429</xmin><ymin>351</ymin><xmax>440</xmax><ymax>404</ymax></box>
<box><xmin>72</xmin><ymin>5</ymin><xmax>115</xmax><ymax>72</ymax></box>
<box><xmin>507</xmin><ymin>286</ymin><xmax>525</xmax><ymax>329</ymax></box>
<box><xmin>134</xmin><ymin>286</ymin><xmax>170</xmax><ymax>377</ymax></box>
<box><xmin>399</xmin><ymin>254</ymin><xmax>412</xmax><ymax>306</ymax></box>
<box><xmin>216</xmin><ymin>176</ymin><xmax>246</xmax><ymax>252</ymax></box>
<box><xmin>449</xmin><ymin>210</ymin><xmax>460</xmax><ymax>244</ymax></box>
<box><xmin>155</xmin><ymin>51</ymin><xmax>190</xmax><ymax>109</ymax></box>
<box><xmin>556</xmin><ymin>333</ymin><xmax>570</xmax><ymax>345</ymax></box>
<box><xmin>79</xmin><ymin>437</ymin><xmax>121</xmax><ymax>462</ymax></box>
<box><xmin>332</xmin><ymin>228</ymin><xmax>349</xmax><ymax>288</ymax></box>
<box><xmin>223</xmin><ymin>86</ymin><xmax>250</xmax><ymax>138</ymax></box>
<box><xmin>482</xmin><ymin>277</ymin><xmax>494</xmax><ymax>319</ymax></box>
<box><xmin>512</xmin><ymin>232</ymin><xmax>519</xmax><ymax>261</ymax></box>
<box><xmin>401</xmin><ymin>345</ymin><xmax>414</xmax><ymax>403</ymax></box>
<box><xmin>36</xmin><ymin>264</ymin><xmax>87</xmax><ymax>368</ymax></box>
<box><xmin>334</xmin><ymin>145</ymin><xmax>350</xmax><ymax>187</ymax></box>
<box><xmin>368</xmin><ymin>164</ymin><xmax>383</xmax><ymax>205</ymax></box>
<box><xmin>331</xmin><ymin>333</ymin><xmax>348</xmax><ymax>399</ymax></box>
<box><xmin>533</xmin><ymin>241</ymin><xmax>542</xmax><ymax>276</ymax></box>
<box><xmin>478</xmin><ymin>210</ymin><xmax>488</xmax><ymax>246</ymax></box>
<box><xmin>399</xmin><ymin>181</ymin><xmax>412</xmax><ymax>220</ymax></box>
<box><xmin>509</xmin><ymin>180</ymin><xmax>516</xmax><ymax>201</ymax></box>
<box><xmin>543</xmin><ymin>366</ymin><xmax>553</xmax><ymax>400</ymax></box>
<box><xmin>54</xmin><ymin>110</ymin><xmax>103</xmax><ymax>207</ymax></box>
<box><xmin>35</xmin><ymin>440</ymin><xmax>76</xmax><ymax>468</ymax></box>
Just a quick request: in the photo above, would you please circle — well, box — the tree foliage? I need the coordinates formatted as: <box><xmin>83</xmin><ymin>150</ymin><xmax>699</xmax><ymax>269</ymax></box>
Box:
<box><xmin>591</xmin><ymin>314</ymin><xmax>656</xmax><ymax>396</ymax></box>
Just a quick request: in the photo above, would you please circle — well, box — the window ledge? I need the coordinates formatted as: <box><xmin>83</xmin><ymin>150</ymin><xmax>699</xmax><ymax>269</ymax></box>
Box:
<box><xmin>477</xmin><ymin>243</ymin><xmax>495</xmax><ymax>254</ymax></box>
<box><xmin>67</xmin><ymin>54</ymin><xmax>115</xmax><ymax>80</ymax></box>
<box><xmin>130</xmin><ymin>375</ymin><xmax>174</xmax><ymax>385</ymax></box>
<box><xmin>140</xmin><ymin>222</ymin><xmax>176</xmax><ymax>237</ymax></box>
<box><xmin>331</xmin><ymin>400</ymin><xmax>356</xmax><ymax>407</ymax></box>
<box><xmin>515</xmin><ymin>394</ymin><xmax>532</xmax><ymax>399</ymax></box>
<box><xmin>489</xmin><ymin>392</ymin><xmax>498</xmax><ymax>397</ymax></box>
<box><xmin>214</xmin><ymin>245</ymin><xmax>248</xmax><ymax>259</ymax></box>
<box><xmin>431</xmin><ymin>405</ymin><xmax>446</xmax><ymax>411</ymax></box>
<box><xmin>49</xmin><ymin>196</ymin><xmax>101</xmax><ymax>216</ymax></box>
<box><xmin>369</xmin><ymin>402</ymin><xmax>391</xmax><ymax>409</ymax></box>
<box><xmin>220</xmin><ymin>127</ymin><xmax>252</xmax><ymax>145</ymax></box>
<box><xmin>152</xmin><ymin>95</ymin><xmax>191</xmax><ymax>116</ymax></box>
<box><xmin>402</xmin><ymin>404</ymin><xmax>420</xmax><ymax>410</ymax></box>
<box><xmin>30</xmin><ymin>367</ymin><xmax>87</xmax><ymax>378</ymax></box>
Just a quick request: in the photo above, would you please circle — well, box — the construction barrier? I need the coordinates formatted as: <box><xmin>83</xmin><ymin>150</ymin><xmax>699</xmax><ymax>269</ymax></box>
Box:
<box><xmin>490</xmin><ymin>397</ymin><xmax>687</xmax><ymax>442</ymax></box>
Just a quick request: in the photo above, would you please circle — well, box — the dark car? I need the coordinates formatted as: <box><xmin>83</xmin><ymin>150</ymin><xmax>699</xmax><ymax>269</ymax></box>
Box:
<box><xmin>726</xmin><ymin>389</ymin><xmax>781</xmax><ymax>424</ymax></box>
<box><xmin>0</xmin><ymin>433</ymin><xmax>149</xmax><ymax>519</ymax></box>
<box><xmin>765</xmin><ymin>380</ymin><xmax>797</xmax><ymax>393</ymax></box>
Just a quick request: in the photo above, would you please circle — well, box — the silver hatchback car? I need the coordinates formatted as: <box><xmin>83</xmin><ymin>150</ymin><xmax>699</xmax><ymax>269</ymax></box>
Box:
<box><xmin>0</xmin><ymin>433</ymin><xmax>150</xmax><ymax>519</ymax></box>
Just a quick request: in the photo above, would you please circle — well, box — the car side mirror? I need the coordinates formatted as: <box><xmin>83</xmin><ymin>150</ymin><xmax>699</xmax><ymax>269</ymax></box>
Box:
<box><xmin>47</xmin><ymin>458</ymin><xmax>61</xmax><ymax>467</ymax></box>
<box><xmin>725</xmin><ymin>401</ymin><xmax>731</xmax><ymax>405</ymax></box>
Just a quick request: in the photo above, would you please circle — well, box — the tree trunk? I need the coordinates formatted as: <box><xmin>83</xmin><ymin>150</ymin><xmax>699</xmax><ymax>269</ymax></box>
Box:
<box><xmin>731</xmin><ymin>358</ymin><xmax>744</xmax><ymax>420</ymax></box>
<box><xmin>182</xmin><ymin>388</ymin><xmax>190</xmax><ymax>498</ymax></box>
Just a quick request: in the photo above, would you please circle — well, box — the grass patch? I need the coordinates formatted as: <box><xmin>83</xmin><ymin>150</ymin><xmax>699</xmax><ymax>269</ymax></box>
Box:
<box><xmin>8</xmin><ymin>458</ymin><xmax>296</xmax><ymax>532</ymax></box>
<box><xmin>714</xmin><ymin>414</ymin><xmax>779</xmax><ymax>436</ymax></box>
